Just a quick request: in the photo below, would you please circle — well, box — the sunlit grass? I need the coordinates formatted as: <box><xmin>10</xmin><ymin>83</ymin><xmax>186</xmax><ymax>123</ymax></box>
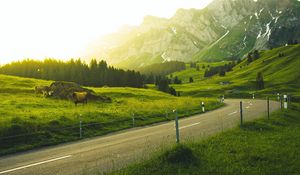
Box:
<box><xmin>0</xmin><ymin>74</ymin><xmax>222</xmax><ymax>155</ymax></box>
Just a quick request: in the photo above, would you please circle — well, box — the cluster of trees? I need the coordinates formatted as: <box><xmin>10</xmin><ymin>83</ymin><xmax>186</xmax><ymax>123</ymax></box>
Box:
<box><xmin>155</xmin><ymin>76</ymin><xmax>178</xmax><ymax>96</ymax></box>
<box><xmin>204</xmin><ymin>62</ymin><xmax>236</xmax><ymax>77</ymax></box>
<box><xmin>247</xmin><ymin>50</ymin><xmax>260</xmax><ymax>63</ymax></box>
<box><xmin>190</xmin><ymin>62</ymin><xmax>201</xmax><ymax>71</ymax></box>
<box><xmin>0</xmin><ymin>59</ymin><xmax>144</xmax><ymax>88</ymax></box>
<box><xmin>138</xmin><ymin>61</ymin><xmax>186</xmax><ymax>76</ymax></box>
<box><xmin>287</xmin><ymin>39</ymin><xmax>298</xmax><ymax>45</ymax></box>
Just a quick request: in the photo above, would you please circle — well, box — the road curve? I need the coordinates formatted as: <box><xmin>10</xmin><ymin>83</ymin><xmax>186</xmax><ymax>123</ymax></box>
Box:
<box><xmin>0</xmin><ymin>99</ymin><xmax>280</xmax><ymax>175</ymax></box>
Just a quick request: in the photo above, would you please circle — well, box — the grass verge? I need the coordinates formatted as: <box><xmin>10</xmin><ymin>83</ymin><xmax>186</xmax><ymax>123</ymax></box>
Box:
<box><xmin>113</xmin><ymin>103</ymin><xmax>300</xmax><ymax>175</ymax></box>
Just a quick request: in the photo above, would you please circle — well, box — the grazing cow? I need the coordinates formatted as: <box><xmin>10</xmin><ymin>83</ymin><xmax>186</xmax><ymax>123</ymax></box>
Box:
<box><xmin>35</xmin><ymin>86</ymin><xmax>50</xmax><ymax>94</ymax></box>
<box><xmin>72</xmin><ymin>92</ymin><xmax>88</xmax><ymax>106</ymax></box>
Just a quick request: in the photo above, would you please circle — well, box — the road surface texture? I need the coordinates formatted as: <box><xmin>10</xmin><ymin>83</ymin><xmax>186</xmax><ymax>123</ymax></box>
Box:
<box><xmin>0</xmin><ymin>99</ymin><xmax>279</xmax><ymax>175</ymax></box>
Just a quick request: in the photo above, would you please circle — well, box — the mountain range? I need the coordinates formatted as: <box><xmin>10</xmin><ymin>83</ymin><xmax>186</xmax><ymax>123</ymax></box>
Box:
<box><xmin>85</xmin><ymin>0</ymin><xmax>300</xmax><ymax>69</ymax></box>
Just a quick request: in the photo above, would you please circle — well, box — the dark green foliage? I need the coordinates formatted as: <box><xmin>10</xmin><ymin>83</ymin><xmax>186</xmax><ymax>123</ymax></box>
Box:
<box><xmin>162</xmin><ymin>145</ymin><xmax>197</xmax><ymax>166</ymax></box>
<box><xmin>173</xmin><ymin>76</ymin><xmax>182</xmax><ymax>84</ymax></box>
<box><xmin>190</xmin><ymin>62</ymin><xmax>197</xmax><ymax>68</ymax></box>
<box><xmin>169</xmin><ymin>87</ymin><xmax>177</xmax><ymax>96</ymax></box>
<box><xmin>196</xmin><ymin>65</ymin><xmax>200</xmax><ymax>71</ymax></box>
<box><xmin>137</xmin><ymin>61</ymin><xmax>186</xmax><ymax>76</ymax></box>
<box><xmin>218</xmin><ymin>68</ymin><xmax>226</xmax><ymax>77</ymax></box>
<box><xmin>0</xmin><ymin>59</ymin><xmax>144</xmax><ymax>88</ymax></box>
<box><xmin>253</xmin><ymin>50</ymin><xmax>260</xmax><ymax>59</ymax></box>
<box><xmin>278</xmin><ymin>52</ymin><xmax>285</xmax><ymax>57</ymax></box>
<box><xmin>156</xmin><ymin>76</ymin><xmax>178</xmax><ymax>96</ymax></box>
<box><xmin>247</xmin><ymin>52</ymin><xmax>253</xmax><ymax>63</ymax></box>
<box><xmin>287</xmin><ymin>39</ymin><xmax>299</xmax><ymax>45</ymax></box>
<box><xmin>204</xmin><ymin>62</ymin><xmax>235</xmax><ymax>78</ymax></box>
<box><xmin>189</xmin><ymin>77</ymin><xmax>194</xmax><ymax>83</ymax></box>
<box><xmin>256</xmin><ymin>72</ymin><xmax>264</xmax><ymax>90</ymax></box>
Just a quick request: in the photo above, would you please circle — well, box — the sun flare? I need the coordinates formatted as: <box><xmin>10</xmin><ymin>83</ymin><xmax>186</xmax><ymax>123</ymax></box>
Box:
<box><xmin>0</xmin><ymin>0</ymin><xmax>212</xmax><ymax>65</ymax></box>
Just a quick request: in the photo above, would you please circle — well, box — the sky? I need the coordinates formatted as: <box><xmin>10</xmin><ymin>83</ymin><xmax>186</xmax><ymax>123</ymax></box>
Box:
<box><xmin>0</xmin><ymin>0</ymin><xmax>213</xmax><ymax>65</ymax></box>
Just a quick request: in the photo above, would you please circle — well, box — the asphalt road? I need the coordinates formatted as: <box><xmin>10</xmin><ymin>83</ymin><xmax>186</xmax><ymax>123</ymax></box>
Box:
<box><xmin>0</xmin><ymin>99</ymin><xmax>280</xmax><ymax>175</ymax></box>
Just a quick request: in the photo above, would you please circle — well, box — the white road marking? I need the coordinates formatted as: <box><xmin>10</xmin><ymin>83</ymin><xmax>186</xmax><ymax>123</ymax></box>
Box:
<box><xmin>179</xmin><ymin>122</ymin><xmax>201</xmax><ymax>130</ymax></box>
<box><xmin>228</xmin><ymin>111</ymin><xmax>238</xmax><ymax>116</ymax></box>
<box><xmin>0</xmin><ymin>155</ymin><xmax>72</xmax><ymax>174</ymax></box>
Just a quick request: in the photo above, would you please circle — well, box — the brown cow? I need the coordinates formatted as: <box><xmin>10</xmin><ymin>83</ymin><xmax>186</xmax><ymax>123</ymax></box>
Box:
<box><xmin>71</xmin><ymin>92</ymin><xmax>88</xmax><ymax>106</ymax></box>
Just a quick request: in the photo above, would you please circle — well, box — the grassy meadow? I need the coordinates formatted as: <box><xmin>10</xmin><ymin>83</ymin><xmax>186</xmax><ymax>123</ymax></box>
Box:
<box><xmin>113</xmin><ymin>103</ymin><xmax>300</xmax><ymax>175</ymax></box>
<box><xmin>170</xmin><ymin>44</ymin><xmax>300</xmax><ymax>100</ymax></box>
<box><xmin>0</xmin><ymin>74</ymin><xmax>222</xmax><ymax>155</ymax></box>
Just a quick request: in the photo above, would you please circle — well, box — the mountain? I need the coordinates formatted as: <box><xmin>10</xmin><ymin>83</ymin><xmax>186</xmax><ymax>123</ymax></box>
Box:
<box><xmin>171</xmin><ymin>44</ymin><xmax>300</xmax><ymax>99</ymax></box>
<box><xmin>85</xmin><ymin>0</ymin><xmax>300</xmax><ymax>69</ymax></box>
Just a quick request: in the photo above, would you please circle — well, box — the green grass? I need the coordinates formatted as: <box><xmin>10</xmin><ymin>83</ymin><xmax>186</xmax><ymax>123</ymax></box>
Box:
<box><xmin>170</xmin><ymin>44</ymin><xmax>300</xmax><ymax>99</ymax></box>
<box><xmin>113</xmin><ymin>103</ymin><xmax>300</xmax><ymax>175</ymax></box>
<box><xmin>168</xmin><ymin>62</ymin><xmax>230</xmax><ymax>83</ymax></box>
<box><xmin>0</xmin><ymin>74</ymin><xmax>222</xmax><ymax>155</ymax></box>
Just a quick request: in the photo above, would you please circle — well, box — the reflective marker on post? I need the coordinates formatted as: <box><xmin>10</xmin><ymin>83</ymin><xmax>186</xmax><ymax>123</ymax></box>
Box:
<box><xmin>201</xmin><ymin>102</ymin><xmax>205</xmax><ymax>113</ymax></box>
<box><xmin>284</xmin><ymin>95</ymin><xmax>288</xmax><ymax>109</ymax></box>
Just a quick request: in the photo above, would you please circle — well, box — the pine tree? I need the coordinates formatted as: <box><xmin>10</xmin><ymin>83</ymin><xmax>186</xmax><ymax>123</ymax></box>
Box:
<box><xmin>247</xmin><ymin>53</ymin><xmax>253</xmax><ymax>63</ymax></box>
<box><xmin>256</xmin><ymin>72</ymin><xmax>264</xmax><ymax>90</ymax></box>
<box><xmin>253</xmin><ymin>50</ymin><xmax>260</xmax><ymax>60</ymax></box>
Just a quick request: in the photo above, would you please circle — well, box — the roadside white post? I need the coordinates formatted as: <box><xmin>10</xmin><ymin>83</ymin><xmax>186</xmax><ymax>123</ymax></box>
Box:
<box><xmin>284</xmin><ymin>95</ymin><xmax>288</xmax><ymax>109</ymax></box>
<box><xmin>132</xmin><ymin>113</ymin><xmax>135</xmax><ymax>127</ymax></box>
<box><xmin>267</xmin><ymin>97</ymin><xmax>270</xmax><ymax>119</ymax></box>
<box><xmin>201</xmin><ymin>102</ymin><xmax>205</xmax><ymax>113</ymax></box>
<box><xmin>277</xmin><ymin>93</ymin><xmax>280</xmax><ymax>101</ymax></box>
<box><xmin>174</xmin><ymin>110</ymin><xmax>180</xmax><ymax>144</ymax></box>
<box><xmin>240</xmin><ymin>101</ymin><xmax>243</xmax><ymax>127</ymax></box>
<box><xmin>79</xmin><ymin>121</ymin><xmax>82</xmax><ymax>138</ymax></box>
<box><xmin>222</xmin><ymin>95</ymin><xmax>225</xmax><ymax>102</ymax></box>
<box><xmin>253</xmin><ymin>93</ymin><xmax>255</xmax><ymax>99</ymax></box>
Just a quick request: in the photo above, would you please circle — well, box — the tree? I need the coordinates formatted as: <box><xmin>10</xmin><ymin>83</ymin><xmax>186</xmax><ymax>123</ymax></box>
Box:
<box><xmin>247</xmin><ymin>53</ymin><xmax>253</xmax><ymax>63</ymax></box>
<box><xmin>253</xmin><ymin>50</ymin><xmax>260</xmax><ymax>60</ymax></box>
<box><xmin>169</xmin><ymin>87</ymin><xmax>177</xmax><ymax>96</ymax></box>
<box><xmin>189</xmin><ymin>77</ymin><xmax>194</xmax><ymax>83</ymax></box>
<box><xmin>173</xmin><ymin>76</ymin><xmax>182</xmax><ymax>84</ymax></box>
<box><xmin>219</xmin><ymin>69</ymin><xmax>226</xmax><ymax>76</ymax></box>
<box><xmin>256</xmin><ymin>72</ymin><xmax>264</xmax><ymax>90</ymax></box>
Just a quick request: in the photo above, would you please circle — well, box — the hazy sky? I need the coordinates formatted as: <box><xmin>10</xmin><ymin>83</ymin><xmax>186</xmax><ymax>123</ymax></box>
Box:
<box><xmin>0</xmin><ymin>0</ymin><xmax>213</xmax><ymax>65</ymax></box>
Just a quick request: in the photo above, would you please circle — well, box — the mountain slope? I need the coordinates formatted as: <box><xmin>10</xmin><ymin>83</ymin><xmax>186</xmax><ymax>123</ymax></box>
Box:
<box><xmin>171</xmin><ymin>44</ymin><xmax>300</xmax><ymax>98</ymax></box>
<box><xmin>86</xmin><ymin>0</ymin><xmax>300</xmax><ymax>69</ymax></box>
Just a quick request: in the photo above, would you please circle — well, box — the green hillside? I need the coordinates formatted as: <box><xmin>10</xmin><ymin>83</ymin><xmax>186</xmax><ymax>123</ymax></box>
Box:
<box><xmin>171</xmin><ymin>44</ymin><xmax>300</xmax><ymax>99</ymax></box>
<box><xmin>169</xmin><ymin>61</ymin><xmax>230</xmax><ymax>83</ymax></box>
<box><xmin>0</xmin><ymin>74</ymin><xmax>221</xmax><ymax>155</ymax></box>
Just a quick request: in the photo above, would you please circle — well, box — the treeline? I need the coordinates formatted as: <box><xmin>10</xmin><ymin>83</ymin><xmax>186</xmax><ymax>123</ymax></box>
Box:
<box><xmin>204</xmin><ymin>62</ymin><xmax>236</xmax><ymax>77</ymax></box>
<box><xmin>137</xmin><ymin>61</ymin><xmax>186</xmax><ymax>76</ymax></box>
<box><xmin>0</xmin><ymin>59</ymin><xmax>144</xmax><ymax>88</ymax></box>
